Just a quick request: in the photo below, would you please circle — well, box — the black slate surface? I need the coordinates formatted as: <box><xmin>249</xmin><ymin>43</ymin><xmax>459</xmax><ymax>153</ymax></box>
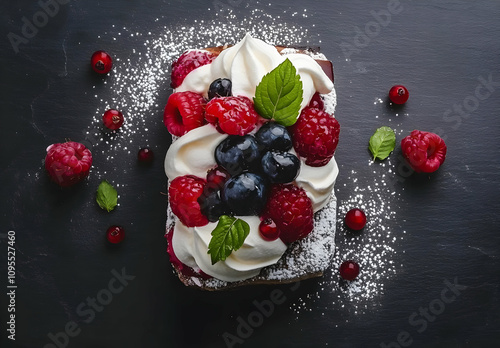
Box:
<box><xmin>1</xmin><ymin>1</ymin><xmax>500</xmax><ymax>347</ymax></box>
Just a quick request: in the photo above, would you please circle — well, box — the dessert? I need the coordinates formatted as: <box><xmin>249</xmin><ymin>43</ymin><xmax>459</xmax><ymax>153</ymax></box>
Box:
<box><xmin>163</xmin><ymin>34</ymin><xmax>339</xmax><ymax>290</ymax></box>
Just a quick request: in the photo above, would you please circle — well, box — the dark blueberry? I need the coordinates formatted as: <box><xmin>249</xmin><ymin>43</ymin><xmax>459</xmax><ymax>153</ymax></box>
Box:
<box><xmin>215</xmin><ymin>135</ymin><xmax>261</xmax><ymax>176</ymax></box>
<box><xmin>255</xmin><ymin>122</ymin><xmax>293</xmax><ymax>152</ymax></box>
<box><xmin>208</xmin><ymin>78</ymin><xmax>232</xmax><ymax>99</ymax></box>
<box><xmin>221</xmin><ymin>172</ymin><xmax>269</xmax><ymax>216</ymax></box>
<box><xmin>261</xmin><ymin>150</ymin><xmax>300</xmax><ymax>183</ymax></box>
<box><xmin>198</xmin><ymin>188</ymin><xmax>229</xmax><ymax>222</ymax></box>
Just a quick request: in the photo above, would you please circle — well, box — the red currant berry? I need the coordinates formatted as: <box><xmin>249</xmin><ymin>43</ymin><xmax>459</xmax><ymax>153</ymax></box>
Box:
<box><xmin>345</xmin><ymin>208</ymin><xmax>367</xmax><ymax>231</ymax></box>
<box><xmin>389</xmin><ymin>85</ymin><xmax>409</xmax><ymax>104</ymax></box>
<box><xmin>137</xmin><ymin>147</ymin><xmax>154</xmax><ymax>163</ymax></box>
<box><xmin>103</xmin><ymin>109</ymin><xmax>124</xmax><ymax>130</ymax></box>
<box><xmin>339</xmin><ymin>260</ymin><xmax>360</xmax><ymax>281</ymax></box>
<box><xmin>91</xmin><ymin>50</ymin><xmax>113</xmax><ymax>74</ymax></box>
<box><xmin>259</xmin><ymin>218</ymin><xmax>280</xmax><ymax>241</ymax></box>
<box><xmin>206</xmin><ymin>166</ymin><xmax>230</xmax><ymax>192</ymax></box>
<box><xmin>106</xmin><ymin>225</ymin><xmax>125</xmax><ymax>244</ymax></box>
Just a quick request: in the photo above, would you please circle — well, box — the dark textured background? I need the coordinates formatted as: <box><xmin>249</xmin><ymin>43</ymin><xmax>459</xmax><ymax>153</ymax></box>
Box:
<box><xmin>1</xmin><ymin>1</ymin><xmax>500</xmax><ymax>347</ymax></box>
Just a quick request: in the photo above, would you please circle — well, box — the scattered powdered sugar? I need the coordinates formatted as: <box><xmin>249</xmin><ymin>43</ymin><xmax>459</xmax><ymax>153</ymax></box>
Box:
<box><xmin>289</xmin><ymin>159</ymin><xmax>404</xmax><ymax>317</ymax></box>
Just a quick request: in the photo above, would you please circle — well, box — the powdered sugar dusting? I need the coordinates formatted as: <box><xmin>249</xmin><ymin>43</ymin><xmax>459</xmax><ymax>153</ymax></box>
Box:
<box><xmin>290</xmin><ymin>158</ymin><xmax>404</xmax><ymax>317</ymax></box>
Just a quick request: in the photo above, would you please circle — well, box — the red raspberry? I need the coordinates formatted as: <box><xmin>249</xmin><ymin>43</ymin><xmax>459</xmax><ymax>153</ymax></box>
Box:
<box><xmin>170</xmin><ymin>50</ymin><xmax>216</xmax><ymax>88</ymax></box>
<box><xmin>401</xmin><ymin>130</ymin><xmax>447</xmax><ymax>173</ymax></box>
<box><xmin>45</xmin><ymin>141</ymin><xmax>92</xmax><ymax>187</ymax></box>
<box><xmin>163</xmin><ymin>91</ymin><xmax>206</xmax><ymax>136</ymax></box>
<box><xmin>205</xmin><ymin>96</ymin><xmax>259</xmax><ymax>135</ymax></box>
<box><xmin>264</xmin><ymin>184</ymin><xmax>314</xmax><ymax>244</ymax></box>
<box><xmin>168</xmin><ymin>175</ymin><xmax>208</xmax><ymax>227</ymax></box>
<box><xmin>289</xmin><ymin>107</ymin><xmax>340</xmax><ymax>167</ymax></box>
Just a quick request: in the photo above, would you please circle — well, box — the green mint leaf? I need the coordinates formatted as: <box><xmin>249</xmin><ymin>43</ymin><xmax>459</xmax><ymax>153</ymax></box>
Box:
<box><xmin>207</xmin><ymin>215</ymin><xmax>250</xmax><ymax>265</ymax></box>
<box><xmin>96</xmin><ymin>180</ymin><xmax>118</xmax><ymax>212</ymax></box>
<box><xmin>369</xmin><ymin>126</ymin><xmax>396</xmax><ymax>161</ymax></box>
<box><xmin>253</xmin><ymin>58</ymin><xmax>303</xmax><ymax>127</ymax></box>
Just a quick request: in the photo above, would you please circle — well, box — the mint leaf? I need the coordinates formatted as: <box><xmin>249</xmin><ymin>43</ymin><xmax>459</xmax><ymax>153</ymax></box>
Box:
<box><xmin>369</xmin><ymin>126</ymin><xmax>396</xmax><ymax>160</ymax></box>
<box><xmin>96</xmin><ymin>180</ymin><xmax>118</xmax><ymax>212</ymax></box>
<box><xmin>207</xmin><ymin>215</ymin><xmax>250</xmax><ymax>265</ymax></box>
<box><xmin>253</xmin><ymin>58</ymin><xmax>303</xmax><ymax>127</ymax></box>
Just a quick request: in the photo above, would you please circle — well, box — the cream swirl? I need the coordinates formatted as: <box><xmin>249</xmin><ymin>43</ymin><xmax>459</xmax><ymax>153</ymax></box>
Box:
<box><xmin>176</xmin><ymin>33</ymin><xmax>333</xmax><ymax>112</ymax></box>
<box><xmin>172</xmin><ymin>215</ymin><xmax>287</xmax><ymax>282</ymax></box>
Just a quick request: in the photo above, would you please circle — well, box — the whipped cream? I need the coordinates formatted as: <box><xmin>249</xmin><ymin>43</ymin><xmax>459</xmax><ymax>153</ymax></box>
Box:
<box><xmin>165</xmin><ymin>34</ymin><xmax>337</xmax><ymax>282</ymax></box>
<box><xmin>172</xmin><ymin>215</ymin><xmax>287</xmax><ymax>282</ymax></box>
<box><xmin>176</xmin><ymin>33</ymin><xmax>334</xmax><ymax>112</ymax></box>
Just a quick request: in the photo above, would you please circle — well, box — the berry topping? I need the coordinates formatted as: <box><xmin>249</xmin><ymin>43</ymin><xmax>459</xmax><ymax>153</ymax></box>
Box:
<box><xmin>221</xmin><ymin>172</ymin><xmax>269</xmax><ymax>216</ymax></box>
<box><xmin>339</xmin><ymin>260</ymin><xmax>360</xmax><ymax>281</ymax></box>
<box><xmin>137</xmin><ymin>147</ymin><xmax>154</xmax><ymax>163</ymax></box>
<box><xmin>215</xmin><ymin>135</ymin><xmax>261</xmax><ymax>176</ymax></box>
<box><xmin>345</xmin><ymin>208</ymin><xmax>367</xmax><ymax>231</ymax></box>
<box><xmin>205</xmin><ymin>96</ymin><xmax>259</xmax><ymax>136</ymax></box>
<box><xmin>307</xmin><ymin>92</ymin><xmax>325</xmax><ymax>110</ymax></box>
<box><xmin>401</xmin><ymin>130</ymin><xmax>447</xmax><ymax>173</ymax></box>
<box><xmin>163</xmin><ymin>91</ymin><xmax>206</xmax><ymax>136</ymax></box>
<box><xmin>102</xmin><ymin>109</ymin><xmax>124</xmax><ymax>130</ymax></box>
<box><xmin>264</xmin><ymin>184</ymin><xmax>313</xmax><ymax>244</ymax></box>
<box><xmin>168</xmin><ymin>175</ymin><xmax>209</xmax><ymax>227</ymax></box>
<box><xmin>170</xmin><ymin>50</ymin><xmax>216</xmax><ymax>88</ymax></box>
<box><xmin>255</xmin><ymin>122</ymin><xmax>293</xmax><ymax>152</ymax></box>
<box><xmin>91</xmin><ymin>50</ymin><xmax>113</xmax><ymax>74</ymax></box>
<box><xmin>289</xmin><ymin>107</ymin><xmax>340</xmax><ymax>167</ymax></box>
<box><xmin>208</xmin><ymin>78</ymin><xmax>232</xmax><ymax>100</ymax></box>
<box><xmin>389</xmin><ymin>85</ymin><xmax>409</xmax><ymax>105</ymax></box>
<box><xmin>261</xmin><ymin>150</ymin><xmax>300</xmax><ymax>183</ymax></box>
<box><xmin>45</xmin><ymin>141</ymin><xmax>93</xmax><ymax>187</ymax></box>
<box><xmin>259</xmin><ymin>218</ymin><xmax>280</xmax><ymax>241</ymax></box>
<box><xmin>106</xmin><ymin>225</ymin><xmax>125</xmax><ymax>244</ymax></box>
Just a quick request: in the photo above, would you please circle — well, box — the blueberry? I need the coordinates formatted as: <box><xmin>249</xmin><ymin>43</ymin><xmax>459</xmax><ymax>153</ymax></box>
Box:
<box><xmin>255</xmin><ymin>122</ymin><xmax>293</xmax><ymax>152</ymax></box>
<box><xmin>215</xmin><ymin>135</ymin><xmax>261</xmax><ymax>176</ymax></box>
<box><xmin>221</xmin><ymin>172</ymin><xmax>269</xmax><ymax>216</ymax></box>
<box><xmin>261</xmin><ymin>150</ymin><xmax>300</xmax><ymax>183</ymax></box>
<box><xmin>208</xmin><ymin>78</ymin><xmax>232</xmax><ymax>99</ymax></box>
<box><xmin>198</xmin><ymin>188</ymin><xmax>229</xmax><ymax>222</ymax></box>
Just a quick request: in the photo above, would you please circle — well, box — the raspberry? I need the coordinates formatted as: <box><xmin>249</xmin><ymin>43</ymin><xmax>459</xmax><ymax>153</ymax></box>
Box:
<box><xmin>401</xmin><ymin>130</ymin><xmax>447</xmax><ymax>173</ymax></box>
<box><xmin>264</xmin><ymin>184</ymin><xmax>314</xmax><ymax>244</ymax></box>
<box><xmin>45</xmin><ymin>141</ymin><xmax>93</xmax><ymax>187</ymax></box>
<box><xmin>163</xmin><ymin>91</ymin><xmax>206</xmax><ymax>136</ymax></box>
<box><xmin>205</xmin><ymin>96</ymin><xmax>258</xmax><ymax>135</ymax></box>
<box><xmin>168</xmin><ymin>175</ymin><xmax>208</xmax><ymax>227</ymax></box>
<box><xmin>289</xmin><ymin>107</ymin><xmax>340</xmax><ymax>166</ymax></box>
<box><xmin>170</xmin><ymin>50</ymin><xmax>216</xmax><ymax>88</ymax></box>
